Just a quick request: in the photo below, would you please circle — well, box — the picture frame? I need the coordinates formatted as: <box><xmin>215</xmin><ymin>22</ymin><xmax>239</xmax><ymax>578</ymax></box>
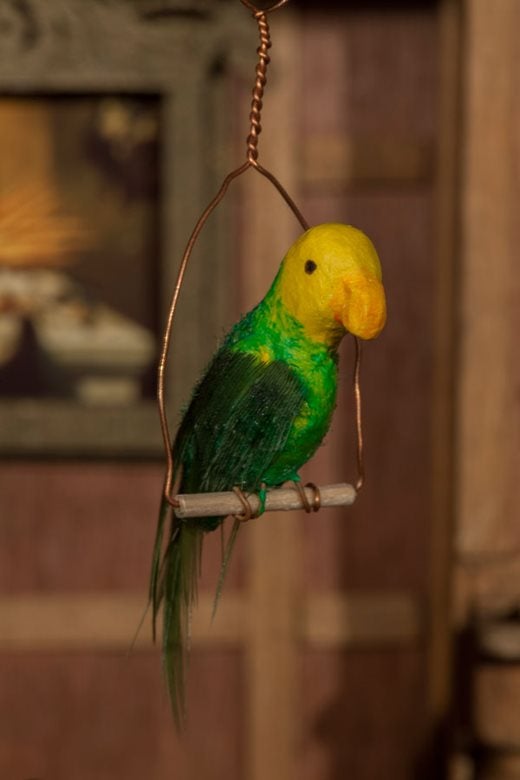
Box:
<box><xmin>0</xmin><ymin>0</ymin><xmax>245</xmax><ymax>457</ymax></box>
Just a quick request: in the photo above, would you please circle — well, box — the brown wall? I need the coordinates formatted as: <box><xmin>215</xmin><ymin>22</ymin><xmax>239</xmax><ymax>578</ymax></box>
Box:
<box><xmin>0</xmin><ymin>3</ymin><xmax>449</xmax><ymax>779</ymax></box>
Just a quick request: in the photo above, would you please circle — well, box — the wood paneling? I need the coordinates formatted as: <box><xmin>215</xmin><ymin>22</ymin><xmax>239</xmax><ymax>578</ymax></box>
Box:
<box><xmin>452</xmin><ymin>2</ymin><xmax>520</xmax><ymax>775</ymax></box>
<box><xmin>475</xmin><ymin>664</ymin><xmax>520</xmax><ymax>749</ymax></box>
<box><xmin>457</xmin><ymin>0</ymin><xmax>520</xmax><ymax>561</ymax></box>
<box><xmin>0</xmin><ymin>4</ymin><xmax>444</xmax><ymax>779</ymax></box>
<box><xmin>0</xmin><ymin>591</ymin><xmax>422</xmax><ymax>649</ymax></box>
<box><xmin>0</xmin><ymin>462</ymin><xmax>163</xmax><ymax>592</ymax></box>
<box><xmin>300</xmin><ymin>648</ymin><xmax>426</xmax><ymax>780</ymax></box>
<box><xmin>305</xmin><ymin>592</ymin><xmax>422</xmax><ymax>647</ymax></box>
<box><xmin>302</xmin><ymin>136</ymin><xmax>433</xmax><ymax>188</ymax></box>
<box><xmin>428</xmin><ymin>0</ymin><xmax>462</xmax><ymax>736</ymax></box>
<box><xmin>0</xmin><ymin>650</ymin><xmax>243</xmax><ymax>780</ymax></box>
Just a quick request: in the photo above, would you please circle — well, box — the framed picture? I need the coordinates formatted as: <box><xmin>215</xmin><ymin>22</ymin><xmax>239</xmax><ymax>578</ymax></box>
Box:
<box><xmin>0</xmin><ymin>0</ymin><xmax>242</xmax><ymax>456</ymax></box>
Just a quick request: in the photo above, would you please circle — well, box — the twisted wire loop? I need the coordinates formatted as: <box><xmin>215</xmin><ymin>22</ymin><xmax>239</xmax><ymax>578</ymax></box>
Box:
<box><xmin>158</xmin><ymin>0</ymin><xmax>365</xmax><ymax>509</ymax></box>
<box><xmin>246</xmin><ymin>11</ymin><xmax>270</xmax><ymax>163</ymax></box>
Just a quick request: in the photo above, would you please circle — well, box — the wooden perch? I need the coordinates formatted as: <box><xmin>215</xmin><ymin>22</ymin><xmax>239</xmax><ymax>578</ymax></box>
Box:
<box><xmin>174</xmin><ymin>482</ymin><xmax>357</xmax><ymax>519</ymax></box>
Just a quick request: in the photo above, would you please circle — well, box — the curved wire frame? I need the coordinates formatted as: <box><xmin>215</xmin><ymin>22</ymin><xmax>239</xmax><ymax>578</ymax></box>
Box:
<box><xmin>157</xmin><ymin>0</ymin><xmax>365</xmax><ymax>506</ymax></box>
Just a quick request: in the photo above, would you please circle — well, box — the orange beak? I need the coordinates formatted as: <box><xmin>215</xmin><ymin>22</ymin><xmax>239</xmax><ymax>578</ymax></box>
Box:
<box><xmin>340</xmin><ymin>275</ymin><xmax>387</xmax><ymax>340</ymax></box>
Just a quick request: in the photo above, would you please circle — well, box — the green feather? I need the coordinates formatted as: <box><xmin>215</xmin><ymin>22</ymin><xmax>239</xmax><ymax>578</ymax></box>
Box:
<box><xmin>149</xmin><ymin>222</ymin><xmax>387</xmax><ymax>725</ymax></box>
<box><xmin>161</xmin><ymin>522</ymin><xmax>202</xmax><ymax>727</ymax></box>
<box><xmin>151</xmin><ymin>300</ymin><xmax>339</xmax><ymax>725</ymax></box>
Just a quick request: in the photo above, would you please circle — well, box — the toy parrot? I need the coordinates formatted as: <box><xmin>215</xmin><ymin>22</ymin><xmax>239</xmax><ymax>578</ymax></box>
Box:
<box><xmin>150</xmin><ymin>222</ymin><xmax>386</xmax><ymax>724</ymax></box>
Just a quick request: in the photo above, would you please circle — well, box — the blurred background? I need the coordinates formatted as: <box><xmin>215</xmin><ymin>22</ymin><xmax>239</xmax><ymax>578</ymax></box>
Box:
<box><xmin>0</xmin><ymin>0</ymin><xmax>519</xmax><ymax>778</ymax></box>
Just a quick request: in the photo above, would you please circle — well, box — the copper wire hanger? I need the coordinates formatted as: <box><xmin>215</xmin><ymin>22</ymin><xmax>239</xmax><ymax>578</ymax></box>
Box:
<box><xmin>157</xmin><ymin>0</ymin><xmax>365</xmax><ymax>515</ymax></box>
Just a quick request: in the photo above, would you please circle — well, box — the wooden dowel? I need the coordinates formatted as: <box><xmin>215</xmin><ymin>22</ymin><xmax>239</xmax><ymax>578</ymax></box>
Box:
<box><xmin>174</xmin><ymin>482</ymin><xmax>357</xmax><ymax>519</ymax></box>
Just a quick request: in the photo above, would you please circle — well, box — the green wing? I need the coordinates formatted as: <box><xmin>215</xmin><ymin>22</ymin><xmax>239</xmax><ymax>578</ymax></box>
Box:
<box><xmin>149</xmin><ymin>347</ymin><xmax>307</xmax><ymax>726</ymax></box>
<box><xmin>175</xmin><ymin>346</ymin><xmax>306</xmax><ymax>496</ymax></box>
<box><xmin>150</xmin><ymin>346</ymin><xmax>306</xmax><ymax>632</ymax></box>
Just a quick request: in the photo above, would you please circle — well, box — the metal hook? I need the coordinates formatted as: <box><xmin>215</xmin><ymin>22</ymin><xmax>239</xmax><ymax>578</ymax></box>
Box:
<box><xmin>240</xmin><ymin>0</ymin><xmax>289</xmax><ymax>16</ymax></box>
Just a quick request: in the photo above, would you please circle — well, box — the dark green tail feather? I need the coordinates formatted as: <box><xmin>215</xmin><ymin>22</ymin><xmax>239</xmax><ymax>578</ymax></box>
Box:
<box><xmin>149</xmin><ymin>498</ymin><xmax>171</xmax><ymax>642</ymax></box>
<box><xmin>151</xmin><ymin>505</ymin><xmax>242</xmax><ymax>727</ymax></box>
<box><xmin>149</xmin><ymin>495</ymin><xmax>192</xmax><ymax>726</ymax></box>
<box><xmin>212</xmin><ymin>517</ymin><xmax>241</xmax><ymax>621</ymax></box>
<box><xmin>155</xmin><ymin>520</ymin><xmax>203</xmax><ymax>727</ymax></box>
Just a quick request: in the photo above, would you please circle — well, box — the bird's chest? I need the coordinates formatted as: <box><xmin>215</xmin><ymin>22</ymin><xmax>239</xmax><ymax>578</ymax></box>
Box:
<box><xmin>265</xmin><ymin>352</ymin><xmax>338</xmax><ymax>483</ymax></box>
<box><xmin>290</xmin><ymin>358</ymin><xmax>337</xmax><ymax>451</ymax></box>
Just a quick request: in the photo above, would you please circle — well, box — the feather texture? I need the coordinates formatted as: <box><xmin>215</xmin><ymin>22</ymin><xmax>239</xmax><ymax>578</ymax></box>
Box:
<box><xmin>150</xmin><ymin>223</ymin><xmax>386</xmax><ymax>726</ymax></box>
<box><xmin>151</xmin><ymin>346</ymin><xmax>314</xmax><ymax>725</ymax></box>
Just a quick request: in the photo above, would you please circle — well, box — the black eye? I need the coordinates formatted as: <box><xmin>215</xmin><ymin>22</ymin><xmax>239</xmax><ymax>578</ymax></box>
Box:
<box><xmin>305</xmin><ymin>259</ymin><xmax>317</xmax><ymax>274</ymax></box>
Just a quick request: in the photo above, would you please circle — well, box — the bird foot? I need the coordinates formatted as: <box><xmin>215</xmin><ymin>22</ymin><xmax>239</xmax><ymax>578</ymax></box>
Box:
<box><xmin>293</xmin><ymin>480</ymin><xmax>321</xmax><ymax>513</ymax></box>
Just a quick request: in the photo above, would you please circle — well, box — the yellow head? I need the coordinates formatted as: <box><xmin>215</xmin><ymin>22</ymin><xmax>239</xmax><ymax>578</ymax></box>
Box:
<box><xmin>275</xmin><ymin>223</ymin><xmax>386</xmax><ymax>346</ymax></box>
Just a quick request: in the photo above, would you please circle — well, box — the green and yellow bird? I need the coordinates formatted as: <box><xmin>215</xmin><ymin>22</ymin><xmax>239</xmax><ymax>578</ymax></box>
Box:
<box><xmin>150</xmin><ymin>223</ymin><xmax>386</xmax><ymax>723</ymax></box>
